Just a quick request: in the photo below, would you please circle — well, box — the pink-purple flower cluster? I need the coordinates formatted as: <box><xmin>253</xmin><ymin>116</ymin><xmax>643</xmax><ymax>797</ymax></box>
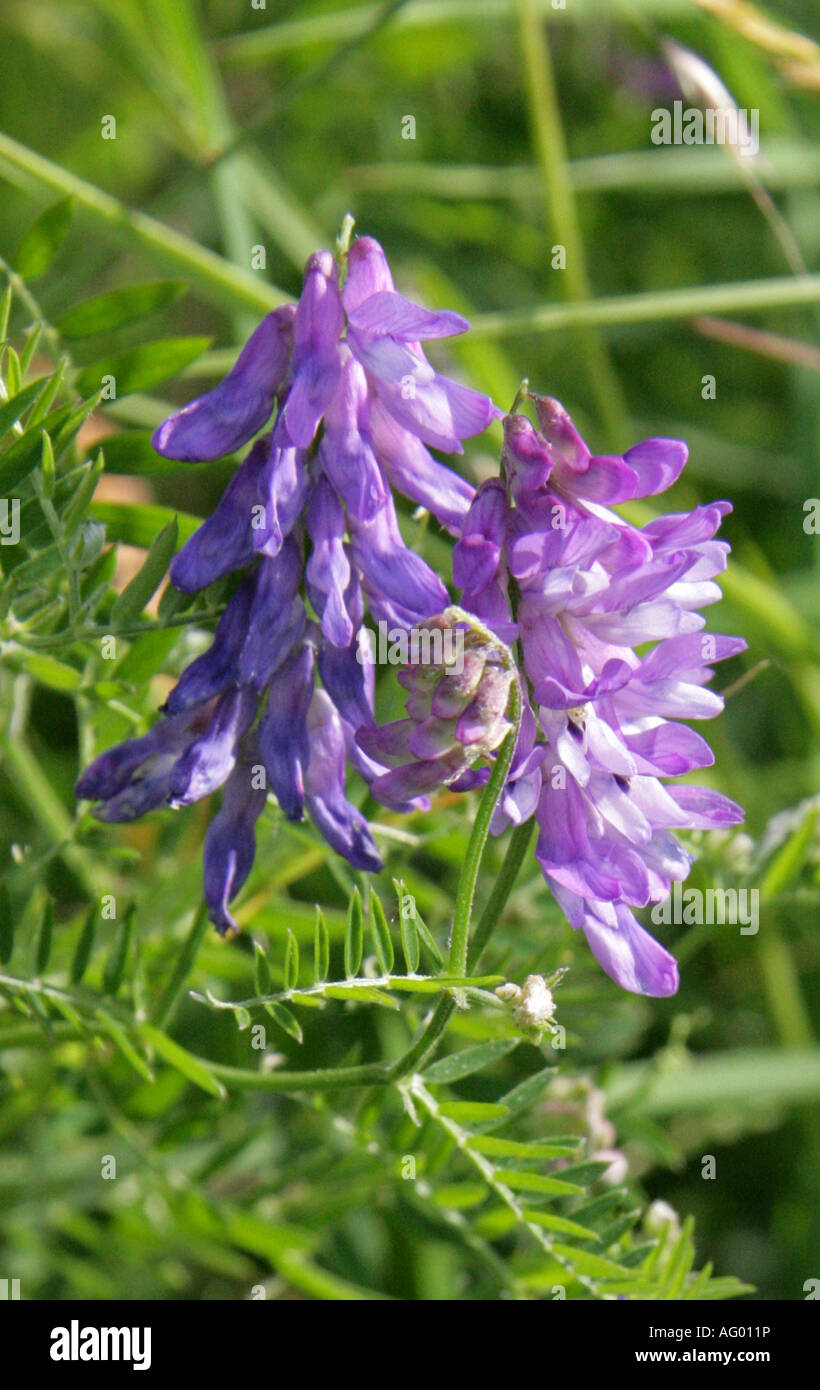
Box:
<box><xmin>448</xmin><ymin>394</ymin><xmax>746</xmax><ymax>995</ymax></box>
<box><xmin>75</xmin><ymin>234</ymin><xmax>745</xmax><ymax>996</ymax></box>
<box><xmin>76</xmin><ymin>238</ymin><xmax>497</xmax><ymax>933</ymax></box>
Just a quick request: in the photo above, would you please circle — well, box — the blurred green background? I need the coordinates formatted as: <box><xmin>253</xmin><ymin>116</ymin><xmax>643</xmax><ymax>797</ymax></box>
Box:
<box><xmin>0</xmin><ymin>0</ymin><xmax>819</xmax><ymax>1300</ymax></box>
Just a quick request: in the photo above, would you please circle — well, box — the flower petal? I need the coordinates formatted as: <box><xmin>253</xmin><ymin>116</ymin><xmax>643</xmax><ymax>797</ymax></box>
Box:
<box><xmin>152</xmin><ymin>305</ymin><xmax>295</xmax><ymax>461</ymax></box>
<box><xmin>170</xmin><ymin>437</ymin><xmax>269</xmax><ymax>592</ymax></box>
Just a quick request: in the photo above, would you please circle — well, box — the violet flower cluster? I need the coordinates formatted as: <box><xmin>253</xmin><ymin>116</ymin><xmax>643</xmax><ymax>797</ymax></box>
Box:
<box><xmin>76</xmin><ymin>232</ymin><xmax>745</xmax><ymax>998</ymax></box>
<box><xmin>76</xmin><ymin>237</ymin><xmax>497</xmax><ymax>933</ymax></box>
<box><xmin>443</xmin><ymin>393</ymin><xmax>746</xmax><ymax>996</ymax></box>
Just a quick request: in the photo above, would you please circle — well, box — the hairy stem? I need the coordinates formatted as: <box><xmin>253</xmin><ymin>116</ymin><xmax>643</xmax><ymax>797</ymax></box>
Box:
<box><xmin>448</xmin><ymin>678</ymin><xmax>522</xmax><ymax>977</ymax></box>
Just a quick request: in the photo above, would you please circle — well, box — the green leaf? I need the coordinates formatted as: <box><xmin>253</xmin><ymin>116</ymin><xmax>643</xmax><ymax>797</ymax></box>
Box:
<box><xmin>522</xmin><ymin>1209</ymin><xmax>601</xmax><ymax>1241</ymax></box>
<box><xmin>344</xmin><ymin>886</ymin><xmax>363</xmax><ymax>979</ymax></box>
<box><xmin>432</xmin><ymin>1183</ymin><xmax>488</xmax><ymax>1210</ymax></box>
<box><xmin>140</xmin><ymin>1024</ymin><xmax>226</xmax><ymax>1098</ymax></box>
<box><xmin>265</xmin><ymin>1001</ymin><xmax>303</xmax><ymax>1043</ymax></box>
<box><xmin>4</xmin><ymin>347</ymin><xmax>21</xmax><ymax>398</ymax></box>
<box><xmin>13</xmin><ymin>652</ymin><xmax>82</xmax><ymax>693</ymax></box>
<box><xmin>253</xmin><ymin>941</ymin><xmax>272</xmax><ymax>997</ymax></box>
<box><xmin>760</xmin><ymin>805</ymin><xmax>817</xmax><ymax>900</ymax></box>
<box><xmin>322</xmin><ymin>985</ymin><xmax>398</xmax><ymax>1008</ymax></box>
<box><xmin>399</xmin><ymin>903</ymin><xmax>420</xmax><ymax>974</ymax></box>
<box><xmin>102</xmin><ymin>905</ymin><xmax>135</xmax><ymax>995</ymax></box>
<box><xmin>62</xmin><ymin>453</ymin><xmax>105</xmax><ymax>537</ymax></box>
<box><xmin>40</xmin><ymin>430</ymin><xmax>55</xmax><ymax>495</ymax></box>
<box><xmin>313</xmin><ymin>906</ymin><xmax>330</xmax><ymax>983</ymax></box>
<box><xmin>70</xmin><ymin>906</ymin><xmax>96</xmax><ymax>984</ymax></box>
<box><xmin>487</xmin><ymin>1066</ymin><xmax>557</xmax><ymax>1128</ymax></box>
<box><xmin>74</xmin><ymin>337</ymin><xmax>210</xmax><ymax>398</ymax></box>
<box><xmin>499</xmin><ymin>1170</ymin><xmax>585</xmax><ymax>1197</ymax></box>
<box><xmin>0</xmin><ymin>284</ymin><xmax>11</xmax><ymax>341</ymax></box>
<box><xmin>393</xmin><ymin>876</ymin><xmax>443</xmax><ymax>968</ymax></box>
<box><xmin>15</xmin><ymin>197</ymin><xmax>74</xmax><ymax>279</ymax></box>
<box><xmin>469</xmin><ymin>1136</ymin><xmax>581</xmax><ymax>1161</ymax></box>
<box><xmin>557</xmin><ymin>1159</ymin><xmax>613</xmax><ymax>1187</ymax></box>
<box><xmin>96</xmin><ymin>1014</ymin><xmax>154</xmax><ymax>1083</ymax></box>
<box><xmin>284</xmin><ymin>930</ymin><xmax>299</xmax><ymax>991</ymax></box>
<box><xmin>110</xmin><ymin>518</ymin><xmax>177</xmax><ymax>625</ymax></box>
<box><xmin>437</xmin><ymin>1101</ymin><xmax>509</xmax><ymax>1123</ymax></box>
<box><xmin>0</xmin><ymin>884</ymin><xmax>14</xmax><ymax>965</ymax></box>
<box><xmin>424</xmin><ymin>1039</ymin><xmax>519</xmax><ymax>1084</ymax></box>
<box><xmin>32</xmin><ymin>897</ymin><xmax>54</xmax><ymax>975</ymax></box>
<box><xmin>369</xmin><ymin>892</ymin><xmax>394</xmax><ymax>974</ymax></box>
<box><xmin>55</xmin><ymin>280</ymin><xmax>187</xmax><ymax>338</ymax></box>
<box><xmin>114</xmin><ymin>628</ymin><xmax>178</xmax><ymax>684</ymax></box>
<box><xmin>19</xmin><ymin>323</ymin><xmax>43</xmax><ymax>377</ymax></box>
<box><xmin>550</xmin><ymin>1244</ymin><xmax>634</xmax><ymax>1282</ymax></box>
<box><xmin>26</xmin><ymin>363</ymin><xmax>66</xmax><ymax>429</ymax></box>
<box><xmin>474</xmin><ymin>1206</ymin><xmax>597</xmax><ymax>1242</ymax></box>
<box><xmin>0</xmin><ymin>402</ymin><xmax>83</xmax><ymax>494</ymax></box>
<box><xmin>0</xmin><ymin>377</ymin><xmax>50</xmax><ymax>440</ymax></box>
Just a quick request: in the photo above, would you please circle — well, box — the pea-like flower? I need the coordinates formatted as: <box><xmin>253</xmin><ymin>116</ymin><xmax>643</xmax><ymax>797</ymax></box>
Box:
<box><xmin>76</xmin><ymin>234</ymin><xmax>499</xmax><ymax>933</ymax></box>
<box><xmin>451</xmin><ymin>395</ymin><xmax>746</xmax><ymax>998</ymax></box>
<box><xmin>357</xmin><ymin>612</ymin><xmax>516</xmax><ymax>806</ymax></box>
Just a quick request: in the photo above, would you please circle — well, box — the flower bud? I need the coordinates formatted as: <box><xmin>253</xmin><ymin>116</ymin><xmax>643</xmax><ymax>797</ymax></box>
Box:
<box><xmin>357</xmin><ymin>609</ymin><xmax>515</xmax><ymax>808</ymax></box>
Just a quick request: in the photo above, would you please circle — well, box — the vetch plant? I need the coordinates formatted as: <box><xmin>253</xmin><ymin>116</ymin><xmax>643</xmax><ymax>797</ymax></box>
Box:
<box><xmin>0</xmin><ymin>216</ymin><xmax>757</xmax><ymax>1304</ymax></box>
<box><xmin>2</xmin><ymin>0</ymin><xmax>818</xmax><ymax>1310</ymax></box>
<box><xmin>76</xmin><ymin>231</ymin><xmax>746</xmax><ymax>999</ymax></box>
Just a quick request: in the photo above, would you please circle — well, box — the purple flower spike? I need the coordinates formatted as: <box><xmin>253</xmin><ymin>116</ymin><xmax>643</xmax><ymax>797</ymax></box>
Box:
<box><xmin>451</xmin><ymin>396</ymin><xmax>746</xmax><ymax>997</ymax></box>
<box><xmin>79</xmin><ymin>230</ymin><xmax>504</xmax><ymax>933</ymax></box>
<box><xmin>152</xmin><ymin>305</ymin><xmax>295</xmax><ymax>461</ymax></box>
<box><xmin>369</xmin><ymin>398</ymin><xmax>474</xmax><ymax>533</ymax></box>
<box><xmin>507</xmin><ymin>398</ymin><xmax>689</xmax><ymax>508</ymax></box>
<box><xmin>75</xmin><ymin>708</ymin><xmax>197</xmax><ymax>803</ymax></box>
<box><xmin>348</xmin><ymin>330</ymin><xmax>498</xmax><ymax>454</ymax></box>
<box><xmin>77</xmin><ymin>706</ymin><xmax>211</xmax><ymax>822</ymax></box>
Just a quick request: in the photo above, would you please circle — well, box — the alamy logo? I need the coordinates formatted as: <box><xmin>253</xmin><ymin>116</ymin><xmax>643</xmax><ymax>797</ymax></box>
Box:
<box><xmin>50</xmin><ymin>1321</ymin><xmax>152</xmax><ymax>1371</ymax></box>
<box><xmin>356</xmin><ymin>620</ymin><xmax>464</xmax><ymax>673</ymax></box>
<box><xmin>651</xmin><ymin>883</ymin><xmax>759</xmax><ymax>935</ymax></box>
<box><xmin>651</xmin><ymin>101</ymin><xmax>759</xmax><ymax>157</ymax></box>
<box><xmin>0</xmin><ymin>498</ymin><xmax>20</xmax><ymax>546</ymax></box>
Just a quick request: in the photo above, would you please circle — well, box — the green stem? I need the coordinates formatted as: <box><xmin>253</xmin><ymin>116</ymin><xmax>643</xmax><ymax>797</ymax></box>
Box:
<box><xmin>470</xmin><ymin>273</ymin><xmax>820</xmax><ymax>338</ymax></box>
<box><xmin>468</xmin><ymin>817</ymin><xmax>536</xmax><ymax>970</ymax></box>
<box><xmin>207</xmin><ymin>1059</ymin><xmax>388</xmax><ymax>1091</ymax></box>
<box><xmin>448</xmin><ymin>680</ymin><xmax>522</xmax><ymax>976</ymax></box>
<box><xmin>387</xmin><ymin>813</ymin><xmax>535</xmax><ymax>1081</ymax></box>
<box><xmin>515</xmin><ymin>0</ymin><xmax>627</xmax><ymax>444</ymax></box>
